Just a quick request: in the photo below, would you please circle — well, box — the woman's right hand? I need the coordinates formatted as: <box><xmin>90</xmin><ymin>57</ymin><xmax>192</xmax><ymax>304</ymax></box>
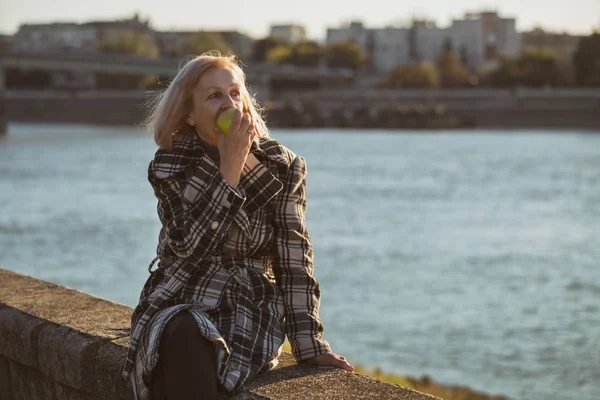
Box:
<box><xmin>218</xmin><ymin>109</ymin><xmax>256</xmax><ymax>188</ymax></box>
<box><xmin>303</xmin><ymin>352</ymin><xmax>355</xmax><ymax>372</ymax></box>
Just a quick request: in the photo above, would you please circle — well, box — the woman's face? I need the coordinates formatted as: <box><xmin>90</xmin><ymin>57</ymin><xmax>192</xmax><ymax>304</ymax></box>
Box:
<box><xmin>187</xmin><ymin>66</ymin><xmax>245</xmax><ymax>144</ymax></box>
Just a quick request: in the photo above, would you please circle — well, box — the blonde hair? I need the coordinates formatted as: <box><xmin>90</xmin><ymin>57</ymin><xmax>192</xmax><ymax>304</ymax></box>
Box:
<box><xmin>144</xmin><ymin>51</ymin><xmax>270</xmax><ymax>150</ymax></box>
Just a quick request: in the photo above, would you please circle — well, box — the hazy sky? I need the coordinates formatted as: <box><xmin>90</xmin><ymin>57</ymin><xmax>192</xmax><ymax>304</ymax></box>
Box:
<box><xmin>2</xmin><ymin>0</ymin><xmax>599</xmax><ymax>39</ymax></box>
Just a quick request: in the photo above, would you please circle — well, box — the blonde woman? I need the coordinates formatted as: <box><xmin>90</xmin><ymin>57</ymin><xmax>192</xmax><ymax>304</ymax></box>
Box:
<box><xmin>122</xmin><ymin>52</ymin><xmax>353</xmax><ymax>399</ymax></box>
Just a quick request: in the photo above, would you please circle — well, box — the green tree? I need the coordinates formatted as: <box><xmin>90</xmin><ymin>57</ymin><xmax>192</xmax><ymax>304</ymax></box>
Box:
<box><xmin>436</xmin><ymin>40</ymin><xmax>471</xmax><ymax>88</ymax></box>
<box><xmin>262</xmin><ymin>41</ymin><xmax>323</xmax><ymax>66</ymax></box>
<box><xmin>180</xmin><ymin>31</ymin><xmax>230</xmax><ymax>56</ymax></box>
<box><xmin>266</xmin><ymin>44</ymin><xmax>294</xmax><ymax>64</ymax></box>
<box><xmin>488</xmin><ymin>55</ymin><xmax>520</xmax><ymax>87</ymax></box>
<box><xmin>488</xmin><ymin>50</ymin><xmax>561</xmax><ymax>87</ymax></box>
<box><xmin>518</xmin><ymin>49</ymin><xmax>561</xmax><ymax>86</ymax></box>
<box><xmin>573</xmin><ymin>32</ymin><xmax>600</xmax><ymax>86</ymax></box>
<box><xmin>326</xmin><ymin>40</ymin><xmax>366</xmax><ymax>70</ymax></box>
<box><xmin>97</xmin><ymin>31</ymin><xmax>159</xmax><ymax>58</ymax></box>
<box><xmin>389</xmin><ymin>62</ymin><xmax>438</xmax><ymax>88</ymax></box>
<box><xmin>288</xmin><ymin>41</ymin><xmax>323</xmax><ymax>67</ymax></box>
<box><xmin>251</xmin><ymin>37</ymin><xmax>287</xmax><ymax>62</ymax></box>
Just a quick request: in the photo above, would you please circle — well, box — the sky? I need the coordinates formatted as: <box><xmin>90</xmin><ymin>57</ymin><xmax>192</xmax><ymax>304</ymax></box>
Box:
<box><xmin>1</xmin><ymin>0</ymin><xmax>599</xmax><ymax>39</ymax></box>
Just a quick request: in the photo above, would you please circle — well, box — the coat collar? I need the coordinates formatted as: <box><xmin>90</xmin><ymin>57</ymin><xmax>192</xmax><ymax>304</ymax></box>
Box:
<box><xmin>150</xmin><ymin>129</ymin><xmax>285</xmax><ymax>237</ymax></box>
<box><xmin>151</xmin><ymin>128</ymin><xmax>290</xmax><ymax>180</ymax></box>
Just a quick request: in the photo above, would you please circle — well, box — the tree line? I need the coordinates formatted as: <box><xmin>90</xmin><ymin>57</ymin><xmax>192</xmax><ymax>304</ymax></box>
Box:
<box><xmin>248</xmin><ymin>34</ymin><xmax>600</xmax><ymax>88</ymax></box>
<box><xmin>6</xmin><ymin>29</ymin><xmax>599</xmax><ymax>89</ymax></box>
<box><xmin>149</xmin><ymin>30</ymin><xmax>599</xmax><ymax>88</ymax></box>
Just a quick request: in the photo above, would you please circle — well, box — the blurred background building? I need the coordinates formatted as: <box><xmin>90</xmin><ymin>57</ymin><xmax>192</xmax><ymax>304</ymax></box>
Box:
<box><xmin>326</xmin><ymin>11</ymin><xmax>520</xmax><ymax>72</ymax></box>
<box><xmin>269</xmin><ymin>24</ymin><xmax>307</xmax><ymax>44</ymax></box>
<box><xmin>12</xmin><ymin>15</ymin><xmax>154</xmax><ymax>53</ymax></box>
<box><xmin>1</xmin><ymin>8</ymin><xmax>598</xmax><ymax>94</ymax></box>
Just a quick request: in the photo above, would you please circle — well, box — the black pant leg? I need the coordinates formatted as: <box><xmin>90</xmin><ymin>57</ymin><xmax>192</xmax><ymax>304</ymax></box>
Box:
<box><xmin>150</xmin><ymin>311</ymin><xmax>218</xmax><ymax>400</ymax></box>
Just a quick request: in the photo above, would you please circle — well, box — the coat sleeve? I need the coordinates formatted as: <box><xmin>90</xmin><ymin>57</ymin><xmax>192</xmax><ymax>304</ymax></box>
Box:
<box><xmin>150</xmin><ymin>155</ymin><xmax>246</xmax><ymax>265</ymax></box>
<box><xmin>272</xmin><ymin>155</ymin><xmax>331</xmax><ymax>361</ymax></box>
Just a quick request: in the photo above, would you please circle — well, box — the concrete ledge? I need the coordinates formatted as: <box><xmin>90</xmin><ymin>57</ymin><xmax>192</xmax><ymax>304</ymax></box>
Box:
<box><xmin>0</xmin><ymin>268</ymin><xmax>439</xmax><ymax>399</ymax></box>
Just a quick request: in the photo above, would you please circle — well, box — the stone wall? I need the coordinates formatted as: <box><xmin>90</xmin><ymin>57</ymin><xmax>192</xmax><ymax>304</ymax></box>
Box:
<box><xmin>0</xmin><ymin>268</ymin><xmax>438</xmax><ymax>399</ymax></box>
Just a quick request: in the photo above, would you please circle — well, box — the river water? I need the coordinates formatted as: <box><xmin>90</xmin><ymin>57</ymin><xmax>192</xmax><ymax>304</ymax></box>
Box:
<box><xmin>1</xmin><ymin>124</ymin><xmax>599</xmax><ymax>400</ymax></box>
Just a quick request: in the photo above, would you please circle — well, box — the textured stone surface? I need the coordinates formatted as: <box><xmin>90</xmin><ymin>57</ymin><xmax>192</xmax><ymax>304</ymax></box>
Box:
<box><xmin>36</xmin><ymin>324</ymin><xmax>99</xmax><ymax>389</ymax></box>
<box><xmin>0</xmin><ymin>356</ymin><xmax>13</xmax><ymax>400</ymax></box>
<box><xmin>0</xmin><ymin>306</ymin><xmax>47</xmax><ymax>368</ymax></box>
<box><xmin>0</xmin><ymin>269</ymin><xmax>136</xmax><ymax>399</ymax></box>
<box><xmin>82</xmin><ymin>341</ymin><xmax>133</xmax><ymax>400</ymax></box>
<box><xmin>8</xmin><ymin>359</ymin><xmax>49</xmax><ymax>400</ymax></box>
<box><xmin>0</xmin><ymin>269</ymin><xmax>132</xmax><ymax>341</ymax></box>
<box><xmin>239</xmin><ymin>353</ymin><xmax>439</xmax><ymax>400</ymax></box>
<box><xmin>251</xmin><ymin>369</ymin><xmax>438</xmax><ymax>399</ymax></box>
<box><xmin>0</xmin><ymin>268</ymin><xmax>439</xmax><ymax>400</ymax></box>
<box><xmin>7</xmin><ymin>358</ymin><xmax>89</xmax><ymax>400</ymax></box>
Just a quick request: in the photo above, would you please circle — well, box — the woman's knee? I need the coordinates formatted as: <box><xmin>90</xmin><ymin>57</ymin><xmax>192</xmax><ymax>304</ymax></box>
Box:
<box><xmin>162</xmin><ymin>312</ymin><xmax>198</xmax><ymax>341</ymax></box>
<box><xmin>160</xmin><ymin>312</ymin><xmax>215</xmax><ymax>355</ymax></box>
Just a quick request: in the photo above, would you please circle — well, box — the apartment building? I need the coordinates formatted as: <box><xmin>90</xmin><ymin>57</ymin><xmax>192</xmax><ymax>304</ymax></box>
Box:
<box><xmin>326</xmin><ymin>12</ymin><xmax>520</xmax><ymax>72</ymax></box>
<box><xmin>12</xmin><ymin>17</ymin><xmax>153</xmax><ymax>53</ymax></box>
<box><xmin>269</xmin><ymin>24</ymin><xmax>307</xmax><ymax>43</ymax></box>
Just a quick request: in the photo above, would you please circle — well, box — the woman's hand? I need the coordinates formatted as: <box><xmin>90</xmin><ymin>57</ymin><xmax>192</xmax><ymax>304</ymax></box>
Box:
<box><xmin>303</xmin><ymin>353</ymin><xmax>355</xmax><ymax>372</ymax></box>
<box><xmin>218</xmin><ymin>109</ymin><xmax>256</xmax><ymax>188</ymax></box>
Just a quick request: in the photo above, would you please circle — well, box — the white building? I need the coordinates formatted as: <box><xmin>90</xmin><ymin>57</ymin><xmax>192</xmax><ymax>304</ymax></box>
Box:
<box><xmin>12</xmin><ymin>17</ymin><xmax>153</xmax><ymax>53</ymax></box>
<box><xmin>414</xmin><ymin>26</ymin><xmax>451</xmax><ymax>63</ymax></box>
<box><xmin>327</xmin><ymin>22</ymin><xmax>370</xmax><ymax>48</ymax></box>
<box><xmin>269</xmin><ymin>24</ymin><xmax>307</xmax><ymax>43</ymax></box>
<box><xmin>326</xmin><ymin>12</ymin><xmax>520</xmax><ymax>72</ymax></box>
<box><xmin>12</xmin><ymin>23</ymin><xmax>97</xmax><ymax>52</ymax></box>
<box><xmin>371</xmin><ymin>28</ymin><xmax>411</xmax><ymax>72</ymax></box>
<box><xmin>327</xmin><ymin>22</ymin><xmax>413</xmax><ymax>71</ymax></box>
<box><xmin>451</xmin><ymin>12</ymin><xmax>520</xmax><ymax>70</ymax></box>
<box><xmin>451</xmin><ymin>18</ymin><xmax>486</xmax><ymax>68</ymax></box>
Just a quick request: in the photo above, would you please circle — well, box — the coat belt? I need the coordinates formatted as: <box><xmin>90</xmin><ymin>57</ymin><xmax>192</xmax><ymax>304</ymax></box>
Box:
<box><xmin>147</xmin><ymin>254</ymin><xmax>270</xmax><ymax>275</ymax></box>
<box><xmin>209</xmin><ymin>255</ymin><xmax>270</xmax><ymax>275</ymax></box>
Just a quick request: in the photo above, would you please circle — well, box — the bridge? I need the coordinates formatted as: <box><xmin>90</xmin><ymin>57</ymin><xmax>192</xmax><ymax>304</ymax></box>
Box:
<box><xmin>0</xmin><ymin>49</ymin><xmax>355</xmax><ymax>134</ymax></box>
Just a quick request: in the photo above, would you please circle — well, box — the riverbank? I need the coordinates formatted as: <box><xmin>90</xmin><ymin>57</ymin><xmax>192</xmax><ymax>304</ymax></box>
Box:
<box><xmin>264</xmin><ymin>101</ymin><xmax>466</xmax><ymax>129</ymax></box>
<box><xmin>272</xmin><ymin>87</ymin><xmax>600</xmax><ymax>130</ymax></box>
<box><xmin>4</xmin><ymin>88</ymin><xmax>600</xmax><ymax>130</ymax></box>
<box><xmin>361</xmin><ymin>368</ymin><xmax>512</xmax><ymax>400</ymax></box>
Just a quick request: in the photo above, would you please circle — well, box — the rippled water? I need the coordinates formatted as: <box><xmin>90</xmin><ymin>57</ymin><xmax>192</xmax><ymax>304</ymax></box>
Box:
<box><xmin>1</xmin><ymin>124</ymin><xmax>599</xmax><ymax>400</ymax></box>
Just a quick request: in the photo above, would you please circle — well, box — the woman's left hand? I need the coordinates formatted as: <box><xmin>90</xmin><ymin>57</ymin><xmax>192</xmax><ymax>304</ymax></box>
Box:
<box><xmin>303</xmin><ymin>352</ymin><xmax>355</xmax><ymax>372</ymax></box>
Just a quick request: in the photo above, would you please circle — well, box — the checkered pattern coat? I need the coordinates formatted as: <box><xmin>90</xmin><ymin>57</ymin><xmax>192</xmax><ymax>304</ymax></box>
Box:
<box><xmin>122</xmin><ymin>129</ymin><xmax>331</xmax><ymax>398</ymax></box>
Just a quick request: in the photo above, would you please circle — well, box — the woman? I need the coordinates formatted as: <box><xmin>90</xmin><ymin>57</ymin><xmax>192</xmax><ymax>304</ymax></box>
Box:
<box><xmin>122</xmin><ymin>52</ymin><xmax>353</xmax><ymax>399</ymax></box>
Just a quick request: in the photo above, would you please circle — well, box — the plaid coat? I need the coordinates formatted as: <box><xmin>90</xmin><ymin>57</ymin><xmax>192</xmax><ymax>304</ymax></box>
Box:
<box><xmin>122</xmin><ymin>129</ymin><xmax>330</xmax><ymax>398</ymax></box>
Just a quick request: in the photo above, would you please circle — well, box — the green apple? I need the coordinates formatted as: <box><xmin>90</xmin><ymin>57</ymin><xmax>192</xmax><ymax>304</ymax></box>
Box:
<box><xmin>216</xmin><ymin>107</ymin><xmax>237</xmax><ymax>135</ymax></box>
